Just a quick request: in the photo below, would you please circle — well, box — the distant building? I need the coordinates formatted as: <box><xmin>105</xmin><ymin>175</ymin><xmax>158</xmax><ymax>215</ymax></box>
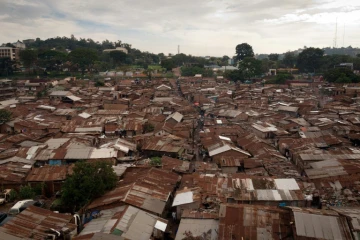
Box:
<box><xmin>334</xmin><ymin>63</ymin><xmax>354</xmax><ymax>71</ymax></box>
<box><xmin>103</xmin><ymin>47</ymin><xmax>128</xmax><ymax>54</ymax></box>
<box><xmin>0</xmin><ymin>79</ymin><xmax>16</xmax><ymax>101</ymax></box>
<box><xmin>0</xmin><ymin>47</ymin><xmax>19</xmax><ymax>61</ymax></box>
<box><xmin>22</xmin><ymin>39</ymin><xmax>35</xmax><ymax>45</ymax></box>
<box><xmin>12</xmin><ymin>40</ymin><xmax>26</xmax><ymax>49</ymax></box>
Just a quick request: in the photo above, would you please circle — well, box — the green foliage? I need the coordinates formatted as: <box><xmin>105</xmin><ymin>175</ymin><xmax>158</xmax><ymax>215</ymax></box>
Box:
<box><xmin>282</xmin><ymin>52</ymin><xmax>297</xmax><ymax>68</ymax></box>
<box><xmin>19</xmin><ymin>49</ymin><xmax>38</xmax><ymax>68</ymax></box>
<box><xmin>181</xmin><ymin>66</ymin><xmax>213</xmax><ymax>77</ymax></box>
<box><xmin>68</xmin><ymin>48</ymin><xmax>98</xmax><ymax>75</ymax></box>
<box><xmin>0</xmin><ymin>57</ymin><xmax>15</xmax><ymax>76</ymax></box>
<box><xmin>19</xmin><ymin>185</ymin><xmax>36</xmax><ymax>199</ymax></box>
<box><xmin>324</xmin><ymin>68</ymin><xmax>360</xmax><ymax>83</ymax></box>
<box><xmin>297</xmin><ymin>47</ymin><xmax>324</xmax><ymax>72</ymax></box>
<box><xmin>32</xmin><ymin>183</ymin><xmax>45</xmax><ymax>196</ymax></box>
<box><xmin>224</xmin><ymin>70</ymin><xmax>243</xmax><ymax>82</ymax></box>
<box><xmin>266</xmin><ymin>74</ymin><xmax>294</xmax><ymax>84</ymax></box>
<box><xmin>268</xmin><ymin>53</ymin><xmax>279</xmax><ymax>61</ymax></box>
<box><xmin>109</xmin><ymin>50</ymin><xmax>127</xmax><ymax>65</ymax></box>
<box><xmin>0</xmin><ymin>109</ymin><xmax>12</xmax><ymax>123</ymax></box>
<box><xmin>161</xmin><ymin>59</ymin><xmax>176</xmax><ymax>71</ymax></box>
<box><xmin>144</xmin><ymin>123</ymin><xmax>155</xmax><ymax>133</ymax></box>
<box><xmin>235</xmin><ymin>43</ymin><xmax>254</xmax><ymax>61</ymax></box>
<box><xmin>9</xmin><ymin>189</ymin><xmax>18</xmax><ymax>202</ymax></box>
<box><xmin>61</xmin><ymin>161</ymin><xmax>118</xmax><ymax>210</ymax></box>
<box><xmin>335</xmin><ymin>74</ymin><xmax>352</xmax><ymax>83</ymax></box>
<box><xmin>238</xmin><ymin>57</ymin><xmax>262</xmax><ymax>79</ymax></box>
<box><xmin>95</xmin><ymin>80</ymin><xmax>105</xmax><ymax>87</ymax></box>
<box><xmin>150</xmin><ymin>157</ymin><xmax>162</xmax><ymax>166</ymax></box>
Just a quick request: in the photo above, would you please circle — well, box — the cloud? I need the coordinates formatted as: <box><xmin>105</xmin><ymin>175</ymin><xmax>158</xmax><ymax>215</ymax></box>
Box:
<box><xmin>0</xmin><ymin>0</ymin><xmax>360</xmax><ymax>55</ymax></box>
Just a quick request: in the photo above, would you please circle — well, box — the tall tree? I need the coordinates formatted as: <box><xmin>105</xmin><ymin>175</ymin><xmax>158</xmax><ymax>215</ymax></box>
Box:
<box><xmin>19</xmin><ymin>49</ymin><xmax>38</xmax><ymax>70</ymax></box>
<box><xmin>68</xmin><ymin>48</ymin><xmax>98</xmax><ymax>75</ymax></box>
<box><xmin>61</xmin><ymin>161</ymin><xmax>117</xmax><ymax>211</ymax></box>
<box><xmin>109</xmin><ymin>50</ymin><xmax>127</xmax><ymax>66</ymax></box>
<box><xmin>282</xmin><ymin>52</ymin><xmax>296</xmax><ymax>68</ymax></box>
<box><xmin>268</xmin><ymin>53</ymin><xmax>279</xmax><ymax>61</ymax></box>
<box><xmin>238</xmin><ymin>57</ymin><xmax>262</xmax><ymax>80</ymax></box>
<box><xmin>161</xmin><ymin>59</ymin><xmax>176</xmax><ymax>71</ymax></box>
<box><xmin>235</xmin><ymin>43</ymin><xmax>254</xmax><ymax>61</ymax></box>
<box><xmin>297</xmin><ymin>47</ymin><xmax>324</xmax><ymax>73</ymax></box>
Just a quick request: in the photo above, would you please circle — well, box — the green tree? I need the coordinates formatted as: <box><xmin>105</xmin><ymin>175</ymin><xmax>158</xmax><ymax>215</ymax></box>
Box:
<box><xmin>297</xmin><ymin>47</ymin><xmax>324</xmax><ymax>73</ymax></box>
<box><xmin>235</xmin><ymin>43</ymin><xmax>254</xmax><ymax>61</ymax></box>
<box><xmin>19</xmin><ymin>49</ymin><xmax>38</xmax><ymax>70</ymax></box>
<box><xmin>68</xmin><ymin>48</ymin><xmax>98</xmax><ymax>75</ymax></box>
<box><xmin>109</xmin><ymin>50</ymin><xmax>127</xmax><ymax>66</ymax></box>
<box><xmin>324</xmin><ymin>68</ymin><xmax>360</xmax><ymax>83</ymax></box>
<box><xmin>0</xmin><ymin>57</ymin><xmax>14</xmax><ymax>76</ymax></box>
<box><xmin>335</xmin><ymin>73</ymin><xmax>352</xmax><ymax>83</ymax></box>
<box><xmin>268</xmin><ymin>53</ymin><xmax>279</xmax><ymax>61</ymax></box>
<box><xmin>95</xmin><ymin>80</ymin><xmax>105</xmax><ymax>87</ymax></box>
<box><xmin>0</xmin><ymin>109</ymin><xmax>12</xmax><ymax>124</ymax></box>
<box><xmin>224</xmin><ymin>69</ymin><xmax>243</xmax><ymax>82</ymax></box>
<box><xmin>61</xmin><ymin>161</ymin><xmax>117</xmax><ymax>210</ymax></box>
<box><xmin>238</xmin><ymin>57</ymin><xmax>262</xmax><ymax>80</ymax></box>
<box><xmin>150</xmin><ymin>157</ymin><xmax>161</xmax><ymax>166</ymax></box>
<box><xmin>19</xmin><ymin>185</ymin><xmax>36</xmax><ymax>199</ymax></box>
<box><xmin>282</xmin><ymin>52</ymin><xmax>296</xmax><ymax>68</ymax></box>
<box><xmin>161</xmin><ymin>59</ymin><xmax>176</xmax><ymax>71</ymax></box>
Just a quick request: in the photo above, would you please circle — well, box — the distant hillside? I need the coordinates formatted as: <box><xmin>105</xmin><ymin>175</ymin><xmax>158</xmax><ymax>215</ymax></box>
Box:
<box><xmin>256</xmin><ymin>46</ymin><xmax>360</xmax><ymax>60</ymax></box>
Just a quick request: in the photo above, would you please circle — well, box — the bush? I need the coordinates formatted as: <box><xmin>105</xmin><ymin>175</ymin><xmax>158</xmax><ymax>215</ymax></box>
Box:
<box><xmin>9</xmin><ymin>189</ymin><xmax>18</xmax><ymax>202</ymax></box>
<box><xmin>150</xmin><ymin>157</ymin><xmax>162</xmax><ymax>166</ymax></box>
<box><xmin>19</xmin><ymin>185</ymin><xmax>36</xmax><ymax>199</ymax></box>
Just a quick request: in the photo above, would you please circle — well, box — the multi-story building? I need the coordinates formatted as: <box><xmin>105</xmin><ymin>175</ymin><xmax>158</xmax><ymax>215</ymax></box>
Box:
<box><xmin>0</xmin><ymin>47</ymin><xmax>20</xmax><ymax>61</ymax></box>
<box><xmin>0</xmin><ymin>79</ymin><xmax>16</xmax><ymax>100</ymax></box>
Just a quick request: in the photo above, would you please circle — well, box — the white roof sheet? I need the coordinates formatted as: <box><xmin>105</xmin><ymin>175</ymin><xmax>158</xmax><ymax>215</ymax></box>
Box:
<box><xmin>66</xmin><ymin>95</ymin><xmax>82</xmax><ymax>101</ymax></box>
<box><xmin>90</xmin><ymin>148</ymin><xmax>117</xmax><ymax>159</ymax></box>
<box><xmin>172</xmin><ymin>191</ymin><xmax>194</xmax><ymax>207</ymax></box>
<box><xmin>274</xmin><ymin>179</ymin><xmax>300</xmax><ymax>190</ymax></box>
<box><xmin>154</xmin><ymin>220</ymin><xmax>167</xmax><ymax>231</ymax></box>
<box><xmin>78</xmin><ymin>112</ymin><xmax>92</xmax><ymax>119</ymax></box>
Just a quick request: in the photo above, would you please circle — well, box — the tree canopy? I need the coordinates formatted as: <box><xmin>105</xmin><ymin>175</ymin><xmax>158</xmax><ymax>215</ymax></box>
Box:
<box><xmin>109</xmin><ymin>50</ymin><xmax>127</xmax><ymax>65</ymax></box>
<box><xmin>268</xmin><ymin>53</ymin><xmax>279</xmax><ymax>61</ymax></box>
<box><xmin>323</xmin><ymin>68</ymin><xmax>360</xmax><ymax>83</ymax></box>
<box><xmin>238</xmin><ymin>57</ymin><xmax>262</xmax><ymax>79</ymax></box>
<box><xmin>68</xmin><ymin>48</ymin><xmax>98</xmax><ymax>75</ymax></box>
<box><xmin>297</xmin><ymin>47</ymin><xmax>324</xmax><ymax>73</ymax></box>
<box><xmin>61</xmin><ymin>161</ymin><xmax>118</xmax><ymax>211</ymax></box>
<box><xmin>235</xmin><ymin>43</ymin><xmax>254</xmax><ymax>61</ymax></box>
<box><xmin>19</xmin><ymin>49</ymin><xmax>38</xmax><ymax>68</ymax></box>
<box><xmin>0</xmin><ymin>109</ymin><xmax>12</xmax><ymax>124</ymax></box>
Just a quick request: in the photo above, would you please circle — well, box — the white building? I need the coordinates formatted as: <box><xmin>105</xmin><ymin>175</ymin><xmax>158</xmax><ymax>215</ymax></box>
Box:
<box><xmin>103</xmin><ymin>47</ymin><xmax>128</xmax><ymax>54</ymax></box>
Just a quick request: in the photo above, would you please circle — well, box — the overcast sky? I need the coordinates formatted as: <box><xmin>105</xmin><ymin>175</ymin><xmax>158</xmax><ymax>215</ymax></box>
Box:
<box><xmin>1</xmin><ymin>0</ymin><xmax>360</xmax><ymax>56</ymax></box>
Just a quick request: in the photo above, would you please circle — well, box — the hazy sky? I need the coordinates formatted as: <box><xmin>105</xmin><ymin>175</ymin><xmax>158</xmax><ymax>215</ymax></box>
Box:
<box><xmin>1</xmin><ymin>0</ymin><xmax>360</xmax><ymax>56</ymax></box>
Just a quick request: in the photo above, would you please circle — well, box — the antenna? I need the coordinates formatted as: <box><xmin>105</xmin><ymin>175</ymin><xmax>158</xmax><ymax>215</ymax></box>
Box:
<box><xmin>333</xmin><ymin>17</ymin><xmax>338</xmax><ymax>48</ymax></box>
<box><xmin>178</xmin><ymin>45</ymin><xmax>180</xmax><ymax>54</ymax></box>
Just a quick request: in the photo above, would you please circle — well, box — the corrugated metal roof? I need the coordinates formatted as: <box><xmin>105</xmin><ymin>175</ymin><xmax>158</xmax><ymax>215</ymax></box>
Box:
<box><xmin>175</xmin><ymin>219</ymin><xmax>218</xmax><ymax>240</ymax></box>
<box><xmin>218</xmin><ymin>204</ymin><xmax>291</xmax><ymax>240</ymax></box>
<box><xmin>89</xmin><ymin>148</ymin><xmax>117</xmax><ymax>159</ymax></box>
<box><xmin>64</xmin><ymin>147</ymin><xmax>92</xmax><ymax>159</ymax></box>
<box><xmin>0</xmin><ymin>206</ymin><xmax>76</xmax><ymax>239</ymax></box>
<box><xmin>274</xmin><ymin>179</ymin><xmax>300</xmax><ymax>190</ymax></box>
<box><xmin>294</xmin><ymin>212</ymin><xmax>350</xmax><ymax>240</ymax></box>
<box><xmin>45</xmin><ymin>138</ymin><xmax>70</xmax><ymax>150</ymax></box>
<box><xmin>172</xmin><ymin>191</ymin><xmax>194</xmax><ymax>207</ymax></box>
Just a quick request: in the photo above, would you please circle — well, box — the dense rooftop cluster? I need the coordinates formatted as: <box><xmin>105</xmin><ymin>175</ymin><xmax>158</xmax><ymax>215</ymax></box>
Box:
<box><xmin>0</xmin><ymin>76</ymin><xmax>360</xmax><ymax>239</ymax></box>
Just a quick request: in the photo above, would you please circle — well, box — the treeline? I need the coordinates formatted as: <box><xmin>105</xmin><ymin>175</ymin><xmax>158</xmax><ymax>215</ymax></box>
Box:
<box><xmin>224</xmin><ymin>43</ymin><xmax>360</xmax><ymax>83</ymax></box>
